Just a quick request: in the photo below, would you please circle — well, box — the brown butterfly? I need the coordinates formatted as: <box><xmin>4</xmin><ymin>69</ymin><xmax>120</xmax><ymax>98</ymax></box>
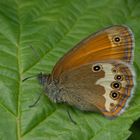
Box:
<box><xmin>38</xmin><ymin>25</ymin><xmax>135</xmax><ymax>118</ymax></box>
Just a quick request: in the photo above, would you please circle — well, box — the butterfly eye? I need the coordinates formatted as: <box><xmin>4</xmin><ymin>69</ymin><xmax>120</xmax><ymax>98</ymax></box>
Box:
<box><xmin>114</xmin><ymin>74</ymin><xmax>123</xmax><ymax>81</ymax></box>
<box><xmin>113</xmin><ymin>36</ymin><xmax>121</xmax><ymax>43</ymax></box>
<box><xmin>110</xmin><ymin>91</ymin><xmax>120</xmax><ymax>100</ymax></box>
<box><xmin>92</xmin><ymin>64</ymin><xmax>102</xmax><ymax>72</ymax></box>
<box><xmin>111</xmin><ymin>81</ymin><xmax>121</xmax><ymax>89</ymax></box>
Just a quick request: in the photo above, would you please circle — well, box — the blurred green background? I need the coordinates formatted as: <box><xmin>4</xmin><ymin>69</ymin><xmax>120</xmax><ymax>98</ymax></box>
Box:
<box><xmin>129</xmin><ymin>118</ymin><xmax>140</xmax><ymax>140</ymax></box>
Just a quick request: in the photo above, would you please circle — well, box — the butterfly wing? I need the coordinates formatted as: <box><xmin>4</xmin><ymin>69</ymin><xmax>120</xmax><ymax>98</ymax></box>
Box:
<box><xmin>57</xmin><ymin>61</ymin><xmax>135</xmax><ymax>118</ymax></box>
<box><xmin>52</xmin><ymin>25</ymin><xmax>134</xmax><ymax>79</ymax></box>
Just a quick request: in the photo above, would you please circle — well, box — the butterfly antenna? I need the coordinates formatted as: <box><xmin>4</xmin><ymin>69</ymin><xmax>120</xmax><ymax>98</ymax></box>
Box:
<box><xmin>22</xmin><ymin>74</ymin><xmax>39</xmax><ymax>82</ymax></box>
<box><xmin>24</xmin><ymin>46</ymin><xmax>44</xmax><ymax>107</ymax></box>
<box><xmin>22</xmin><ymin>45</ymin><xmax>43</xmax><ymax>82</ymax></box>
<box><xmin>67</xmin><ymin>110</ymin><xmax>77</xmax><ymax>125</ymax></box>
<box><xmin>30</xmin><ymin>45</ymin><xmax>41</xmax><ymax>59</ymax></box>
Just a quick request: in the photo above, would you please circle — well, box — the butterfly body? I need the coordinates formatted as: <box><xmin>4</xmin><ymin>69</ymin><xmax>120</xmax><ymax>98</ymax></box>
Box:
<box><xmin>39</xmin><ymin>25</ymin><xmax>135</xmax><ymax>118</ymax></box>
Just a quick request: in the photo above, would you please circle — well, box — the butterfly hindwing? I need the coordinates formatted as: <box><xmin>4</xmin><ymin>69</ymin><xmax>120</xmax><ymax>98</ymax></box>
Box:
<box><xmin>56</xmin><ymin>61</ymin><xmax>135</xmax><ymax>117</ymax></box>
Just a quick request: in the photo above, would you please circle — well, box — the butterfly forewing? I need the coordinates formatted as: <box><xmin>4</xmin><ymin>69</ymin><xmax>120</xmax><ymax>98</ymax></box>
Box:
<box><xmin>52</xmin><ymin>25</ymin><xmax>134</xmax><ymax>79</ymax></box>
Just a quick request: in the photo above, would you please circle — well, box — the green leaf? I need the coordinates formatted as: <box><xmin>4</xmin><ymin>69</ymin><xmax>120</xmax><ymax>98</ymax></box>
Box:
<box><xmin>0</xmin><ymin>0</ymin><xmax>140</xmax><ymax>140</ymax></box>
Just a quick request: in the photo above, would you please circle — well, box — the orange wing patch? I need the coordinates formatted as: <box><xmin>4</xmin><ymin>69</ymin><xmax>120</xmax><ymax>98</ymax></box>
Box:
<box><xmin>52</xmin><ymin>25</ymin><xmax>134</xmax><ymax>79</ymax></box>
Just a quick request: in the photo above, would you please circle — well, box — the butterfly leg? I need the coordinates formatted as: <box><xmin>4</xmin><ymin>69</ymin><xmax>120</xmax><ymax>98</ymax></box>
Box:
<box><xmin>28</xmin><ymin>93</ymin><xmax>43</xmax><ymax>108</ymax></box>
<box><xmin>67</xmin><ymin>109</ymin><xmax>77</xmax><ymax>125</ymax></box>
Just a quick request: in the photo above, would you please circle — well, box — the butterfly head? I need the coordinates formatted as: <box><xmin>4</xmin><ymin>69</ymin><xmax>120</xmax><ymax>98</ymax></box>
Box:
<box><xmin>37</xmin><ymin>73</ymin><xmax>51</xmax><ymax>86</ymax></box>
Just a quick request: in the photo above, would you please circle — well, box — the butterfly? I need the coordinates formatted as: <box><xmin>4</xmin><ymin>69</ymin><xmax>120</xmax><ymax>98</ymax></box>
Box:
<box><xmin>38</xmin><ymin>25</ymin><xmax>135</xmax><ymax>118</ymax></box>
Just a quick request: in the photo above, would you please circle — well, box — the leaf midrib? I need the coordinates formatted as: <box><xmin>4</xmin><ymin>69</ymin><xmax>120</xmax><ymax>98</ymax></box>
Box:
<box><xmin>16</xmin><ymin>2</ymin><xmax>22</xmax><ymax>140</ymax></box>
